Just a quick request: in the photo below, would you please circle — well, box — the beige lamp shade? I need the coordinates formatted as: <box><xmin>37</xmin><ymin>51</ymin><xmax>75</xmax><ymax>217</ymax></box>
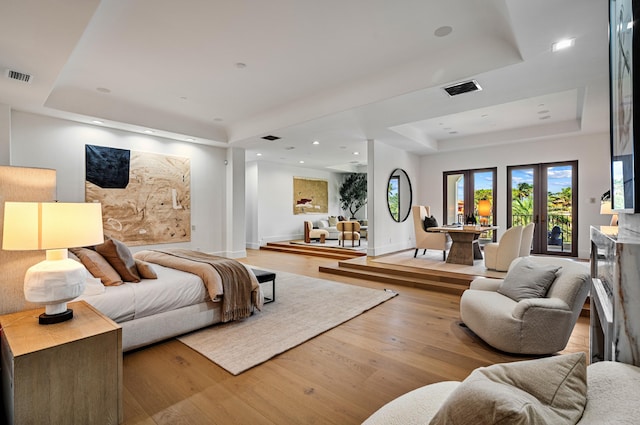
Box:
<box><xmin>2</xmin><ymin>202</ymin><xmax>104</xmax><ymax>251</ymax></box>
<box><xmin>477</xmin><ymin>199</ymin><xmax>492</xmax><ymax>217</ymax></box>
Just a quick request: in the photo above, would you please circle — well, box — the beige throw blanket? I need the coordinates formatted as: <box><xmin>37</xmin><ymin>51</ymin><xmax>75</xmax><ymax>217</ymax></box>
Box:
<box><xmin>134</xmin><ymin>249</ymin><xmax>258</xmax><ymax>322</ymax></box>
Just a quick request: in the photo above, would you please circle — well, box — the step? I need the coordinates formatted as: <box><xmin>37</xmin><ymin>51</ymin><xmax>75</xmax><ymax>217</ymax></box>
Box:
<box><xmin>260</xmin><ymin>242</ymin><xmax>363</xmax><ymax>260</ymax></box>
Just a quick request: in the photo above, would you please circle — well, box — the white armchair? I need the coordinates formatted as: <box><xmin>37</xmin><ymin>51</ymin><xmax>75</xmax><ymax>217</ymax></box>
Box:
<box><xmin>412</xmin><ymin>205</ymin><xmax>451</xmax><ymax>260</ymax></box>
<box><xmin>460</xmin><ymin>256</ymin><xmax>590</xmax><ymax>355</ymax></box>
<box><xmin>483</xmin><ymin>225</ymin><xmax>523</xmax><ymax>271</ymax></box>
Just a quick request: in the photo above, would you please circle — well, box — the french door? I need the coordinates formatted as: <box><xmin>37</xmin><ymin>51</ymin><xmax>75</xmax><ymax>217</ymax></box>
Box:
<box><xmin>507</xmin><ymin>161</ymin><xmax>577</xmax><ymax>256</ymax></box>
<box><xmin>443</xmin><ymin>168</ymin><xmax>497</xmax><ymax>243</ymax></box>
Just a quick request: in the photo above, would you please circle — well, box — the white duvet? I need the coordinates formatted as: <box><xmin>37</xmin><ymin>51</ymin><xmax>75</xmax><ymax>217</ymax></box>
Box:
<box><xmin>77</xmin><ymin>264</ymin><xmax>212</xmax><ymax>323</ymax></box>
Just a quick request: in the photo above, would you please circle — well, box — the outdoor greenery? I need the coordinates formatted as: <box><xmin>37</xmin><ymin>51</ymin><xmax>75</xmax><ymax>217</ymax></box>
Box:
<box><xmin>510</xmin><ymin>182</ymin><xmax>573</xmax><ymax>241</ymax></box>
<box><xmin>339</xmin><ymin>173</ymin><xmax>367</xmax><ymax>218</ymax></box>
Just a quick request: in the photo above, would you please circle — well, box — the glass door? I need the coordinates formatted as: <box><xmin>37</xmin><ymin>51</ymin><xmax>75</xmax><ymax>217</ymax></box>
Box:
<box><xmin>508</xmin><ymin>161</ymin><xmax>577</xmax><ymax>256</ymax></box>
<box><xmin>444</xmin><ymin>168</ymin><xmax>496</xmax><ymax>243</ymax></box>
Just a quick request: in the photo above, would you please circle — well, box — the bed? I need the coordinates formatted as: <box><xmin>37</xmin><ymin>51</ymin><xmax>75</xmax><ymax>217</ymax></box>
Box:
<box><xmin>74</xmin><ymin>244</ymin><xmax>262</xmax><ymax>352</ymax></box>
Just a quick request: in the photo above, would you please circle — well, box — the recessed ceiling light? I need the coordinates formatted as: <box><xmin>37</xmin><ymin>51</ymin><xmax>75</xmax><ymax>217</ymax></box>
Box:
<box><xmin>538</xmin><ymin>110</ymin><xmax>550</xmax><ymax>114</ymax></box>
<box><xmin>213</xmin><ymin>117</ymin><xmax>224</xmax><ymax>122</ymax></box>
<box><xmin>235</xmin><ymin>62</ymin><xmax>247</xmax><ymax>69</ymax></box>
<box><xmin>434</xmin><ymin>26</ymin><xmax>453</xmax><ymax>37</ymax></box>
<box><xmin>299</xmin><ymin>160</ymin><xmax>305</xmax><ymax>164</ymax></box>
<box><xmin>91</xmin><ymin>120</ymin><xmax>103</xmax><ymax>124</ymax></box>
<box><xmin>353</xmin><ymin>152</ymin><xmax>359</xmax><ymax>155</ymax></box>
<box><xmin>144</xmin><ymin>130</ymin><xmax>154</xmax><ymax>134</ymax></box>
<box><xmin>256</xmin><ymin>153</ymin><xmax>262</xmax><ymax>156</ymax></box>
<box><xmin>312</xmin><ymin>141</ymin><xmax>320</xmax><ymax>145</ymax></box>
<box><xmin>551</xmin><ymin>38</ymin><xmax>575</xmax><ymax>52</ymax></box>
<box><xmin>539</xmin><ymin>115</ymin><xmax>552</xmax><ymax>120</ymax></box>
<box><xmin>96</xmin><ymin>87</ymin><xmax>111</xmax><ymax>93</ymax></box>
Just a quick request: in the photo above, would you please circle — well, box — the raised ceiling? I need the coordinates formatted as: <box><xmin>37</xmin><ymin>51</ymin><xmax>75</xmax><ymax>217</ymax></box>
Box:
<box><xmin>0</xmin><ymin>0</ymin><xmax>609</xmax><ymax>171</ymax></box>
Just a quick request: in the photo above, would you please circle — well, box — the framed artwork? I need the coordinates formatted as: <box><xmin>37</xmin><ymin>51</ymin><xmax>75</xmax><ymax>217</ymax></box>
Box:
<box><xmin>293</xmin><ymin>177</ymin><xmax>328</xmax><ymax>214</ymax></box>
<box><xmin>609</xmin><ymin>0</ymin><xmax>640</xmax><ymax>212</ymax></box>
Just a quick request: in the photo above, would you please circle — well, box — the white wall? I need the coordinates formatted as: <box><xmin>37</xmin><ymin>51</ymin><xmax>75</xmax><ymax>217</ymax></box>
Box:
<box><xmin>0</xmin><ymin>104</ymin><xmax>10</xmax><ymax>165</ymax></box>
<box><xmin>245</xmin><ymin>160</ymin><xmax>344</xmax><ymax>248</ymax></box>
<box><xmin>418</xmin><ymin>132</ymin><xmax>611</xmax><ymax>258</ymax></box>
<box><xmin>369</xmin><ymin>139</ymin><xmax>421</xmax><ymax>256</ymax></box>
<box><xmin>10</xmin><ymin>111</ymin><xmax>236</xmax><ymax>256</ymax></box>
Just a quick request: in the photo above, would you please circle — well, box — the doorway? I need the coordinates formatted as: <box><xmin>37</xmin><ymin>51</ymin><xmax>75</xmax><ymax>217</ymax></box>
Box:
<box><xmin>443</xmin><ymin>168</ymin><xmax>497</xmax><ymax>244</ymax></box>
<box><xmin>507</xmin><ymin>161</ymin><xmax>577</xmax><ymax>256</ymax></box>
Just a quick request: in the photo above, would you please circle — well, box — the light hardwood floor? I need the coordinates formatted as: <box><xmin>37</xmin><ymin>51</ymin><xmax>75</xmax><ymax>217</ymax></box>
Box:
<box><xmin>122</xmin><ymin>249</ymin><xmax>589</xmax><ymax>425</ymax></box>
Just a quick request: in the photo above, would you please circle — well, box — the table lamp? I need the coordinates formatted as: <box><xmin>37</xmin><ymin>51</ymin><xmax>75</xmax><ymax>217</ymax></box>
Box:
<box><xmin>600</xmin><ymin>200</ymin><xmax>618</xmax><ymax>226</ymax></box>
<box><xmin>477</xmin><ymin>199</ymin><xmax>492</xmax><ymax>226</ymax></box>
<box><xmin>2</xmin><ymin>202</ymin><xmax>104</xmax><ymax>324</ymax></box>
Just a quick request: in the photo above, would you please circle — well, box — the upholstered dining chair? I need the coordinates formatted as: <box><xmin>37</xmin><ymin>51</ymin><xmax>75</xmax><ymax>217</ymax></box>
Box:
<box><xmin>337</xmin><ymin>221</ymin><xmax>361</xmax><ymax>246</ymax></box>
<box><xmin>412</xmin><ymin>205</ymin><xmax>451</xmax><ymax>260</ymax></box>
<box><xmin>483</xmin><ymin>225</ymin><xmax>523</xmax><ymax>271</ymax></box>
<box><xmin>519</xmin><ymin>222</ymin><xmax>535</xmax><ymax>257</ymax></box>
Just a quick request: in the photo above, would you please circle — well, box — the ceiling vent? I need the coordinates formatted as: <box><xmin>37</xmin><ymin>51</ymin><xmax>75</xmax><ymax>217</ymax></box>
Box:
<box><xmin>5</xmin><ymin>69</ymin><xmax>32</xmax><ymax>84</ymax></box>
<box><xmin>261</xmin><ymin>135</ymin><xmax>281</xmax><ymax>141</ymax></box>
<box><xmin>443</xmin><ymin>80</ymin><xmax>481</xmax><ymax>97</ymax></box>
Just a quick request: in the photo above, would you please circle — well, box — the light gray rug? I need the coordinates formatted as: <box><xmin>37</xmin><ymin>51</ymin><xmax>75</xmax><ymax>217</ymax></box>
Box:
<box><xmin>178</xmin><ymin>270</ymin><xmax>397</xmax><ymax>375</ymax></box>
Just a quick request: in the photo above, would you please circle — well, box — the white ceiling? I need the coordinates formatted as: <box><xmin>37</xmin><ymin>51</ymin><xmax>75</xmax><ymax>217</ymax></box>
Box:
<box><xmin>0</xmin><ymin>0</ymin><xmax>610</xmax><ymax>172</ymax></box>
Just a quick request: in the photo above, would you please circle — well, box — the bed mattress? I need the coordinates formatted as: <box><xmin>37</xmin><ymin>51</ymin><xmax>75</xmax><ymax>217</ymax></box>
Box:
<box><xmin>78</xmin><ymin>264</ymin><xmax>212</xmax><ymax>323</ymax></box>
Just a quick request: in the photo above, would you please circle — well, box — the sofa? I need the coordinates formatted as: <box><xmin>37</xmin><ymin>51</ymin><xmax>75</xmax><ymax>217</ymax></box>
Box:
<box><xmin>363</xmin><ymin>353</ymin><xmax>640</xmax><ymax>424</ymax></box>
<box><xmin>317</xmin><ymin>216</ymin><xmax>341</xmax><ymax>239</ymax></box>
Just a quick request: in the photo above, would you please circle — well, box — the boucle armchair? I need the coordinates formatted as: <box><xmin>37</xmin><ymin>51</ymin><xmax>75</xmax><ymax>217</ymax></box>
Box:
<box><xmin>304</xmin><ymin>221</ymin><xmax>329</xmax><ymax>243</ymax></box>
<box><xmin>460</xmin><ymin>256</ymin><xmax>590</xmax><ymax>355</ymax></box>
<box><xmin>363</xmin><ymin>357</ymin><xmax>640</xmax><ymax>425</ymax></box>
<box><xmin>337</xmin><ymin>221</ymin><xmax>361</xmax><ymax>247</ymax></box>
<box><xmin>412</xmin><ymin>206</ymin><xmax>451</xmax><ymax>260</ymax></box>
<box><xmin>483</xmin><ymin>225</ymin><xmax>522</xmax><ymax>271</ymax></box>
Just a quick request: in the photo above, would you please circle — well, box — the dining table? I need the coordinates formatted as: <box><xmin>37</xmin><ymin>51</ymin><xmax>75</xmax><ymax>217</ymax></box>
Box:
<box><xmin>427</xmin><ymin>225</ymin><xmax>498</xmax><ymax>265</ymax></box>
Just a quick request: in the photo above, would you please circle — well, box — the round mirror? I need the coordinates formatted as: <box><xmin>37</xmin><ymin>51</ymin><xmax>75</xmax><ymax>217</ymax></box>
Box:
<box><xmin>387</xmin><ymin>168</ymin><xmax>412</xmax><ymax>222</ymax></box>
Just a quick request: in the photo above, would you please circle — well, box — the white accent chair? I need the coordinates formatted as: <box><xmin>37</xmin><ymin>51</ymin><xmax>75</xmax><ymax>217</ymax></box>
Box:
<box><xmin>483</xmin><ymin>225</ymin><xmax>523</xmax><ymax>271</ymax></box>
<box><xmin>337</xmin><ymin>221</ymin><xmax>361</xmax><ymax>247</ymax></box>
<box><xmin>519</xmin><ymin>222</ymin><xmax>535</xmax><ymax>257</ymax></box>
<box><xmin>412</xmin><ymin>206</ymin><xmax>451</xmax><ymax>260</ymax></box>
<box><xmin>362</xmin><ymin>360</ymin><xmax>640</xmax><ymax>425</ymax></box>
<box><xmin>460</xmin><ymin>256</ymin><xmax>590</xmax><ymax>355</ymax></box>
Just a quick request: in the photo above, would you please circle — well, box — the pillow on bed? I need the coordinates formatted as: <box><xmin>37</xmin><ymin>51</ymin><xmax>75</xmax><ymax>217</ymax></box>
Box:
<box><xmin>70</xmin><ymin>247</ymin><xmax>123</xmax><ymax>286</ymax></box>
<box><xmin>135</xmin><ymin>259</ymin><xmax>158</xmax><ymax>279</ymax></box>
<box><xmin>95</xmin><ymin>236</ymin><xmax>141</xmax><ymax>282</ymax></box>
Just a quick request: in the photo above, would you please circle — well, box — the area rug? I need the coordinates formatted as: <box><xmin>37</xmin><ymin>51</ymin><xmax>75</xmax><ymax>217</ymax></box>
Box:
<box><xmin>177</xmin><ymin>270</ymin><xmax>397</xmax><ymax>375</ymax></box>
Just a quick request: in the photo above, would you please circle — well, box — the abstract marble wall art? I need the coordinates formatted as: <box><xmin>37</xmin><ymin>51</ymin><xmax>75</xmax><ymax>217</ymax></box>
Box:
<box><xmin>85</xmin><ymin>145</ymin><xmax>191</xmax><ymax>245</ymax></box>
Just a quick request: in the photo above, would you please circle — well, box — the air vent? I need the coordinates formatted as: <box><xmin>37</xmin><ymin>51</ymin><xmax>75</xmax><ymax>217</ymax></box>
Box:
<box><xmin>443</xmin><ymin>80</ymin><xmax>481</xmax><ymax>97</ymax></box>
<box><xmin>261</xmin><ymin>135</ymin><xmax>280</xmax><ymax>141</ymax></box>
<box><xmin>5</xmin><ymin>69</ymin><xmax>32</xmax><ymax>84</ymax></box>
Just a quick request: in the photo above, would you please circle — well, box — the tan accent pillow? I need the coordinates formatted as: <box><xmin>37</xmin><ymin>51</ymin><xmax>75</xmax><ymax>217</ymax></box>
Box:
<box><xmin>95</xmin><ymin>237</ymin><xmax>141</xmax><ymax>282</ymax></box>
<box><xmin>135</xmin><ymin>259</ymin><xmax>158</xmax><ymax>279</ymax></box>
<box><xmin>70</xmin><ymin>247</ymin><xmax>123</xmax><ymax>286</ymax></box>
<box><xmin>429</xmin><ymin>352</ymin><xmax>587</xmax><ymax>425</ymax></box>
<box><xmin>328</xmin><ymin>216</ymin><xmax>338</xmax><ymax>226</ymax></box>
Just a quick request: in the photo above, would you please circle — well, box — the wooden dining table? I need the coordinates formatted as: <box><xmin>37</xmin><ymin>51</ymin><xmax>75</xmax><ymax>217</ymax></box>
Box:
<box><xmin>428</xmin><ymin>225</ymin><xmax>498</xmax><ymax>265</ymax></box>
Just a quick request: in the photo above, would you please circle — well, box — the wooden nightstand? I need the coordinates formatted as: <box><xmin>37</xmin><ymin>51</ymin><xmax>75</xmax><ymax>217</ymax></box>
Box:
<box><xmin>0</xmin><ymin>300</ymin><xmax>122</xmax><ymax>425</ymax></box>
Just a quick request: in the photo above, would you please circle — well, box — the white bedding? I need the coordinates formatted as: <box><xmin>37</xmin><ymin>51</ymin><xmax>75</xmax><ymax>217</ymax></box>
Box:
<box><xmin>77</xmin><ymin>264</ymin><xmax>212</xmax><ymax>323</ymax></box>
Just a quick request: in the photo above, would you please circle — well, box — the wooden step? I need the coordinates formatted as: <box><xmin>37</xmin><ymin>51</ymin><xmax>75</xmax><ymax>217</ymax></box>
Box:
<box><xmin>319</xmin><ymin>257</ymin><xmax>472</xmax><ymax>295</ymax></box>
<box><xmin>260</xmin><ymin>242</ymin><xmax>364</xmax><ymax>260</ymax></box>
<box><xmin>319</xmin><ymin>256</ymin><xmax>591</xmax><ymax>316</ymax></box>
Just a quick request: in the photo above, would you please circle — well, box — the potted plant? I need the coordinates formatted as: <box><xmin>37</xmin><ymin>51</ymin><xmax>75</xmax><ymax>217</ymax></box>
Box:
<box><xmin>339</xmin><ymin>173</ymin><xmax>367</xmax><ymax>219</ymax></box>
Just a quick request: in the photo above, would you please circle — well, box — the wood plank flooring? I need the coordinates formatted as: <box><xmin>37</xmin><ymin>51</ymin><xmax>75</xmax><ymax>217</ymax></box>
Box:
<box><xmin>121</xmin><ymin>248</ymin><xmax>590</xmax><ymax>425</ymax></box>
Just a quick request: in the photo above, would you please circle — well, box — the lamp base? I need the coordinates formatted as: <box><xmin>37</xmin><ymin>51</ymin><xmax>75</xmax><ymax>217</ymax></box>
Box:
<box><xmin>38</xmin><ymin>309</ymin><xmax>73</xmax><ymax>325</ymax></box>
